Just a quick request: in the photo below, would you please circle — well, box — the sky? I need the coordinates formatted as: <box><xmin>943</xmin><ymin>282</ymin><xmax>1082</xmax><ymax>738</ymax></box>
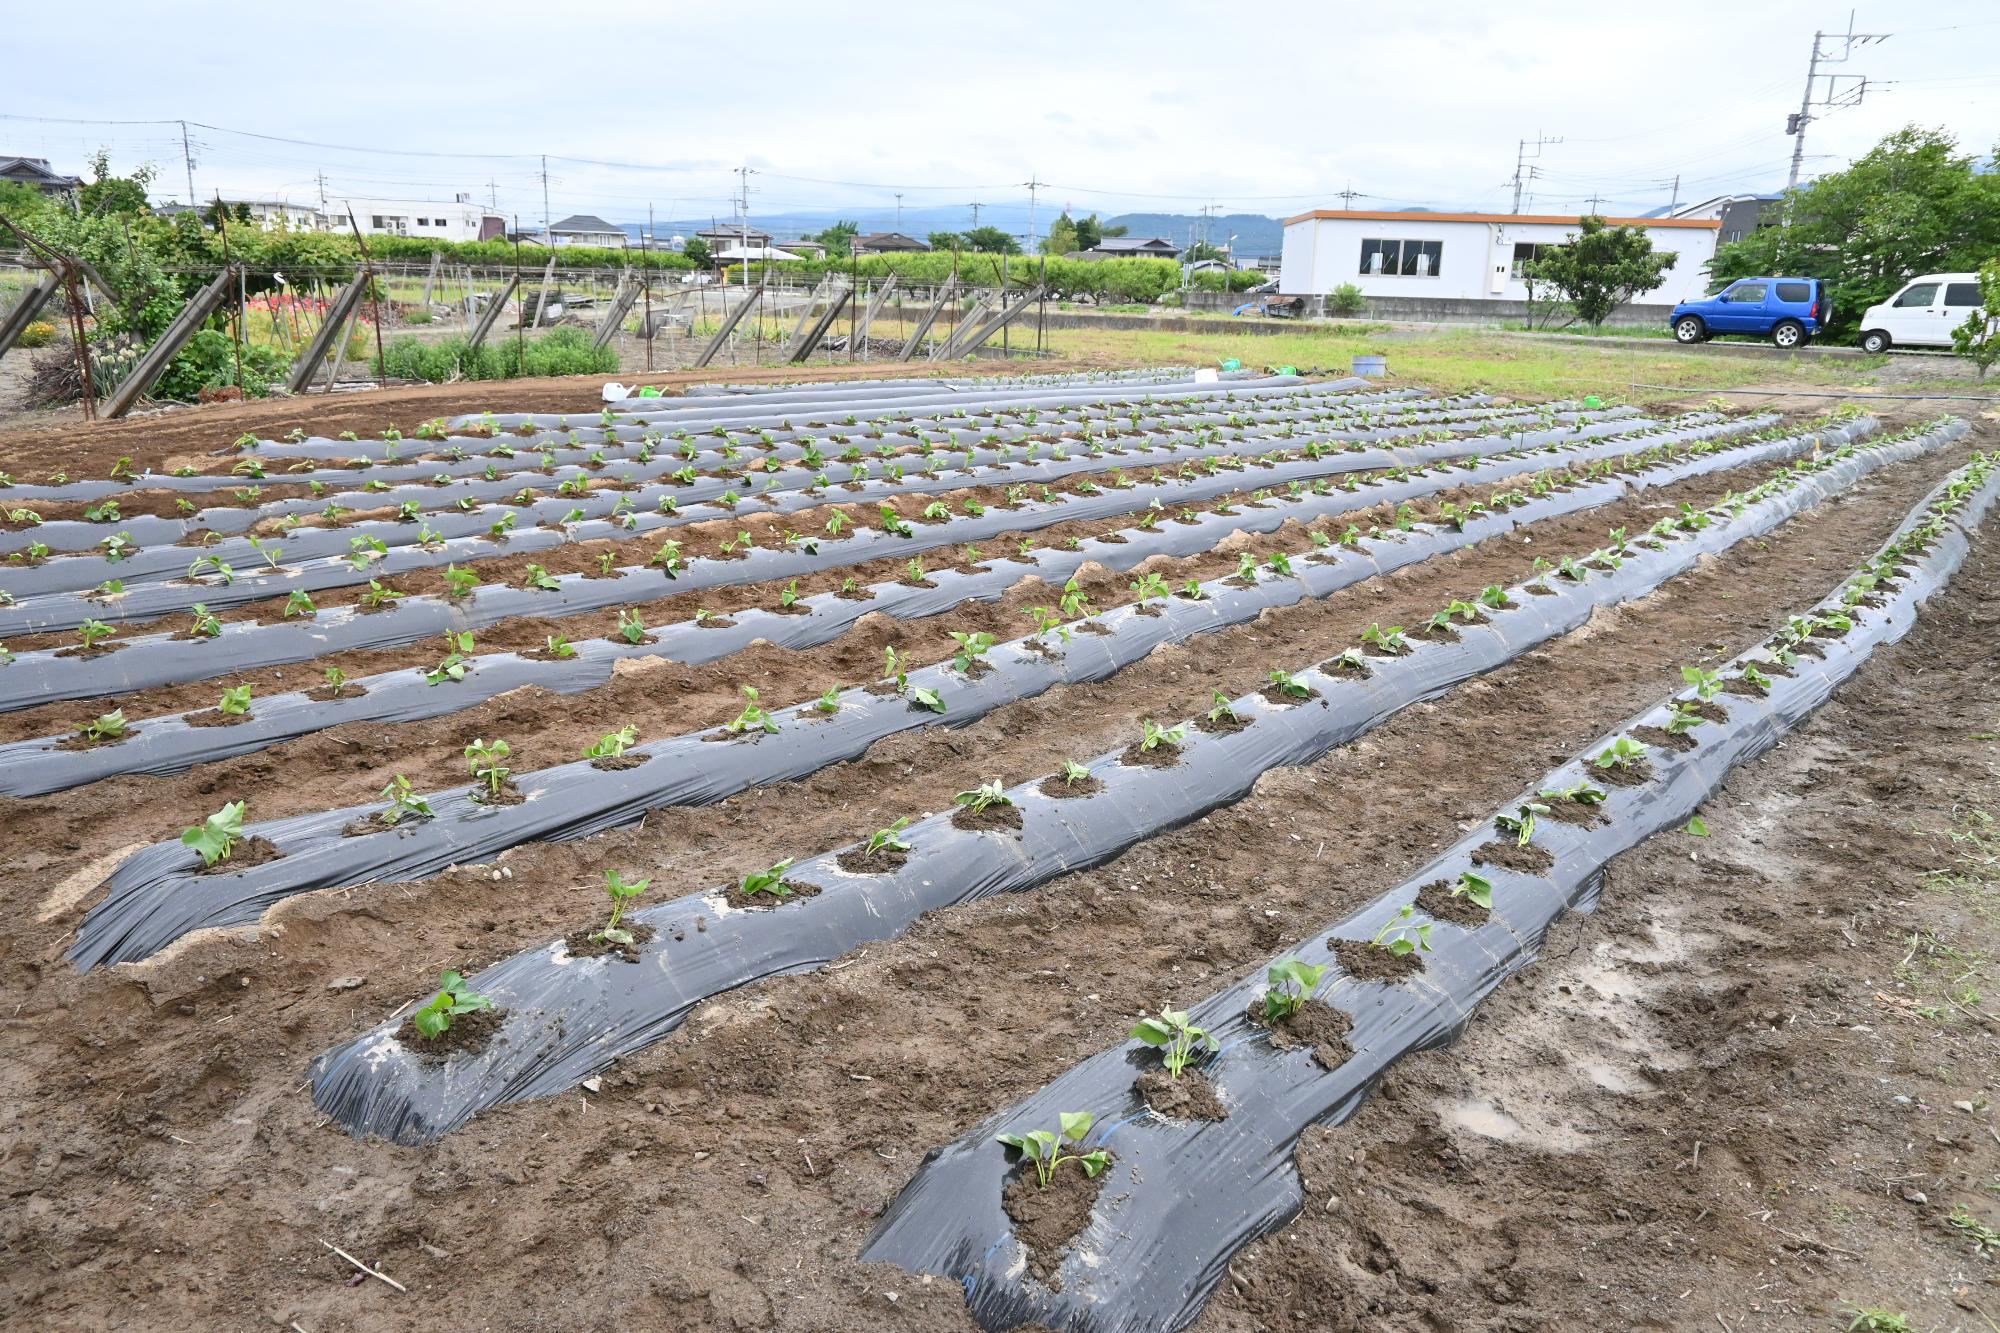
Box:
<box><xmin>4</xmin><ymin>0</ymin><xmax>1997</xmax><ymax>242</ymax></box>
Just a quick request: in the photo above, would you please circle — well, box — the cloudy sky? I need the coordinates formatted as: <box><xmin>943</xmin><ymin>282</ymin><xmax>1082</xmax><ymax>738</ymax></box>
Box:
<box><xmin>5</xmin><ymin>0</ymin><xmax>1996</xmax><ymax>239</ymax></box>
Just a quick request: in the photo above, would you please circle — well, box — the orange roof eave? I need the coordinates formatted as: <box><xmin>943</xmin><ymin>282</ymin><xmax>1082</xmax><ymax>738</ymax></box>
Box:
<box><xmin>1282</xmin><ymin>208</ymin><xmax>1721</xmax><ymax>230</ymax></box>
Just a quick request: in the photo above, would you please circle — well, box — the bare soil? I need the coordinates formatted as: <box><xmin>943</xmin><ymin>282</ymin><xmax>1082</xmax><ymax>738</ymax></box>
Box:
<box><xmin>0</xmin><ymin>405</ymin><xmax>1992</xmax><ymax>1333</ymax></box>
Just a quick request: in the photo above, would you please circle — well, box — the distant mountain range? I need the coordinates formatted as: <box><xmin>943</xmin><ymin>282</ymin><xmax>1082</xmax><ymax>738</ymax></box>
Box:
<box><xmin>616</xmin><ymin>206</ymin><xmax>1292</xmax><ymax>257</ymax></box>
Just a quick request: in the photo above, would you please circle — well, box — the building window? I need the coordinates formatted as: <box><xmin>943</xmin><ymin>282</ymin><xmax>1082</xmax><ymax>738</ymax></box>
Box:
<box><xmin>1358</xmin><ymin>238</ymin><xmax>1442</xmax><ymax>277</ymax></box>
<box><xmin>371</xmin><ymin>215</ymin><xmax>384</xmax><ymax>228</ymax></box>
<box><xmin>1510</xmin><ymin>242</ymin><xmax>1544</xmax><ymax>277</ymax></box>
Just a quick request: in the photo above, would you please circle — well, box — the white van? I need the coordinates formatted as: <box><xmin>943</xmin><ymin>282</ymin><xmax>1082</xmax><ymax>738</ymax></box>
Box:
<box><xmin>1856</xmin><ymin>273</ymin><xmax>1985</xmax><ymax>353</ymax></box>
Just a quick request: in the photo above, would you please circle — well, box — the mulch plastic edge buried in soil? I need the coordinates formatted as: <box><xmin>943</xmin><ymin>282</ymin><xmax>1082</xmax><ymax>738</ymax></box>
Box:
<box><xmin>858</xmin><ymin>445</ymin><xmax>2000</xmax><ymax>1333</ymax></box>
<box><xmin>3</xmin><ymin>382</ymin><xmax>1470</xmax><ymax>583</ymax></box>
<box><xmin>294</xmin><ymin>421</ymin><xmax>1962</xmax><ymax>1146</ymax></box>
<box><xmin>0</xmin><ymin>374</ymin><xmax>1323</xmax><ymax>505</ymax></box>
<box><xmin>61</xmin><ymin>415</ymin><xmax>1838</xmax><ymax>969</ymax></box>
<box><xmin>0</xmin><ymin>412</ymin><xmax>1714</xmax><ymax>713</ymax></box>
<box><xmin>0</xmin><ymin>396</ymin><xmax>1562</xmax><ymax>626</ymax></box>
<box><xmin>8</xmin><ymin>414</ymin><xmax>1835</xmax><ymax>798</ymax></box>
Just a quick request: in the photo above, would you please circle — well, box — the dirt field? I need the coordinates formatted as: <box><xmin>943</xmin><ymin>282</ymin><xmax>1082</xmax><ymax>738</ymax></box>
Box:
<box><xmin>0</xmin><ymin>363</ymin><xmax>1993</xmax><ymax>1333</ymax></box>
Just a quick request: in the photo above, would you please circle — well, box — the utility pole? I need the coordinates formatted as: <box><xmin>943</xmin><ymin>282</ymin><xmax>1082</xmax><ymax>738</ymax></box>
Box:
<box><xmin>894</xmin><ymin>192</ymin><xmax>903</xmax><ymax>232</ymax></box>
<box><xmin>315</xmin><ymin>171</ymin><xmax>329</xmax><ymax>215</ymax></box>
<box><xmin>1785</xmin><ymin>13</ymin><xmax>1889</xmax><ymax>190</ymax></box>
<box><xmin>1667</xmin><ymin>173</ymin><xmax>1680</xmax><ymax>213</ymax></box>
<box><xmin>735</xmin><ymin>165</ymin><xmax>758</xmax><ymax>288</ymax></box>
<box><xmin>1335</xmin><ymin>180</ymin><xmax>1362</xmax><ymax>208</ymax></box>
<box><xmin>178</xmin><ymin>120</ymin><xmax>197</xmax><ymax>208</ymax></box>
<box><xmin>1019</xmin><ymin>175</ymin><xmax>1045</xmax><ymax>254</ymax></box>
<box><xmin>967</xmin><ymin>201</ymin><xmax>982</xmax><ymax>230</ymax></box>
<box><xmin>1510</xmin><ymin>133</ymin><xmax>1562</xmax><ymax>213</ymax></box>
<box><xmin>487</xmin><ymin>179</ymin><xmax>499</xmax><ymax>210</ymax></box>
<box><xmin>1585</xmin><ymin>191</ymin><xmax>1605</xmax><ymax>213</ymax></box>
<box><xmin>540</xmin><ymin>155</ymin><xmax>552</xmax><ymax>245</ymax></box>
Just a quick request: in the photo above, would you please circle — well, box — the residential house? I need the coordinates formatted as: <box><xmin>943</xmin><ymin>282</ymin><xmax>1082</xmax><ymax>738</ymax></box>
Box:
<box><xmin>547</xmin><ymin>214</ymin><xmax>628</xmax><ymax>248</ymax></box>
<box><xmin>852</xmin><ymin>232</ymin><xmax>932</xmax><ymax>255</ymax></box>
<box><xmin>780</xmin><ymin>238</ymin><xmax>828</xmax><ymax>260</ymax></box>
<box><xmin>1278</xmin><ymin>208</ymin><xmax>1720</xmax><ymax>315</ymax></box>
<box><xmin>224</xmin><ymin>199</ymin><xmax>328</xmax><ymax>231</ymax></box>
<box><xmin>1081</xmin><ymin>236</ymin><xmax>1180</xmax><ymax>260</ymax></box>
<box><xmin>0</xmin><ymin>157</ymin><xmax>81</xmax><ymax>196</ymax></box>
<box><xmin>341</xmin><ymin>196</ymin><xmax>498</xmax><ymax>243</ymax></box>
<box><xmin>696</xmin><ymin>223</ymin><xmax>773</xmax><ymax>252</ymax></box>
<box><xmin>1664</xmin><ymin>193</ymin><xmax>1780</xmax><ymax>244</ymax></box>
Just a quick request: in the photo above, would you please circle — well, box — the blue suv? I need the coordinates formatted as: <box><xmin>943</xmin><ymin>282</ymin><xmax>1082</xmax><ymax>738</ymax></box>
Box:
<box><xmin>1669</xmin><ymin>277</ymin><xmax>1827</xmax><ymax>349</ymax></box>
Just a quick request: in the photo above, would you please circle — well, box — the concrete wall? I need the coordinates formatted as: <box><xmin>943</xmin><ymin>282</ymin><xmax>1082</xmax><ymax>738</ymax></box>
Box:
<box><xmin>1184</xmin><ymin>289</ymin><xmax>1670</xmax><ymax>328</ymax></box>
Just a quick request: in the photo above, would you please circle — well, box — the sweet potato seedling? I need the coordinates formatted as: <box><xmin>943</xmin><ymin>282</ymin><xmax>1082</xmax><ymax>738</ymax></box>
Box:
<box><xmin>522</xmin><ymin>564</ymin><xmax>560</xmax><ymax>591</ymax></box>
<box><xmin>1372</xmin><ymin>905</ymin><xmax>1434</xmax><ymax>956</ymax></box>
<box><xmin>1261</xmin><ymin>960</ymin><xmax>1327</xmax><ymax>1022</ymax></box>
<box><xmin>1060</xmin><ymin>760</ymin><xmax>1093</xmax><ymax>786</ymax></box>
<box><xmin>617</xmin><ymin>609</ymin><xmax>647</xmax><ymax>644</ymax></box>
<box><xmin>592</xmin><ymin>870</ymin><xmax>652</xmax><ymax>946</ymax></box>
<box><xmin>380</xmin><ymin>775</ymin><xmax>434</xmax><ymax>825</ymax></box>
<box><xmin>954</xmin><ymin>779</ymin><xmax>1013</xmax><ymax>814</ymax></box>
<box><xmin>725</xmin><ymin>685</ymin><xmax>780</xmax><ymax>735</ymax></box>
<box><xmin>949</xmin><ymin>631</ymin><xmax>996</xmax><ymax>673</ymax></box>
<box><xmin>189</xmin><ymin>604</ymin><xmax>222</xmax><ymax>639</ymax></box>
<box><xmin>410</xmin><ymin>971</ymin><xmax>495</xmax><ymax>1040</ymax></box>
<box><xmin>738</xmin><ymin>858</ymin><xmax>797</xmax><ymax>899</ymax></box>
<box><xmin>996</xmin><ymin>1112</ymin><xmax>1109</xmax><ymax>1189</ymax></box>
<box><xmin>1267</xmin><ymin>669</ymin><xmax>1311</xmax><ymax>700</ymax></box>
<box><xmin>1140</xmin><ymin>719</ymin><xmax>1187</xmax><ymax>751</ymax></box>
<box><xmin>1360</xmin><ymin>623</ymin><xmax>1407</xmax><ymax>653</ymax></box>
<box><xmin>322</xmin><ymin>666</ymin><xmax>350</xmax><ymax>697</ymax></box>
<box><xmin>78</xmin><ymin>619</ymin><xmax>116</xmax><ymax>651</ymax></box>
<box><xmin>1130</xmin><ymin>1008</ymin><xmax>1215</xmax><ymax>1079</ymax></box>
<box><xmin>585</xmin><ymin>726</ymin><xmax>638</xmax><ymax>760</ymax></box>
<box><xmin>1680</xmin><ymin>665</ymin><xmax>1722</xmax><ymax>700</ymax></box>
<box><xmin>425</xmin><ymin>631</ymin><xmax>476</xmax><ymax>685</ymax></box>
<box><xmin>218</xmin><ymin>685</ymin><xmax>253</xmax><ymax>716</ymax></box>
<box><xmin>1494</xmin><ymin>802</ymin><xmax>1549</xmax><ymax>846</ymax></box>
<box><xmin>1739</xmin><ymin>663</ymin><xmax>1773</xmax><ymax>693</ymax></box>
<box><xmin>1665</xmin><ymin>702</ymin><xmax>1707</xmax><ymax>736</ymax></box>
<box><xmin>1208</xmin><ymin>689</ymin><xmax>1241</xmax><ymax>725</ymax></box>
<box><xmin>1539</xmin><ymin>780</ymin><xmax>1607</xmax><ymax>806</ymax></box>
<box><xmin>1450</xmin><ymin>871</ymin><xmax>1493</xmax><ymax>910</ymax></box>
<box><xmin>1596</xmin><ymin>737</ymin><xmax>1647</xmax><ymax>770</ymax></box>
<box><xmin>464</xmin><ymin>739</ymin><xmax>512</xmax><ymax>797</ymax></box>
<box><xmin>79</xmin><ymin>709</ymin><xmax>127</xmax><ymax>743</ymax></box>
<box><xmin>545</xmin><ymin>634</ymin><xmax>577</xmax><ymax>660</ymax></box>
<box><xmin>181</xmin><ymin>801</ymin><xmax>246</xmax><ymax>867</ymax></box>
<box><xmin>862</xmin><ymin>817</ymin><xmax>913</xmax><ymax>859</ymax></box>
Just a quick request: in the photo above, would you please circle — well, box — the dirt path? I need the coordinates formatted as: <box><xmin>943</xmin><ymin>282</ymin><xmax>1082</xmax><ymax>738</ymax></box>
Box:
<box><xmin>0</xmin><ymin>420</ymin><xmax>1987</xmax><ymax>1330</ymax></box>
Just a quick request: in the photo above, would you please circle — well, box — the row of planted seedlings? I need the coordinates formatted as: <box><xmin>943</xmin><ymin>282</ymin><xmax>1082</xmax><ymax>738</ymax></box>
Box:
<box><xmin>860</xmin><ymin>443</ymin><xmax>2000</xmax><ymax>1333</ymax></box>
<box><xmin>0</xmin><ymin>376</ymin><xmax>1375</xmax><ymax>515</ymax></box>
<box><xmin>0</xmin><ymin>407</ymin><xmax>1721</xmax><ymax>712</ymax></box>
<box><xmin>5</xmin><ymin>411</ymin><xmax>1860</xmax><ymax>798</ymax></box>
<box><xmin>289</xmin><ymin>415</ymin><xmax>1965</xmax><ymax>1144</ymax></box>
<box><xmin>1</xmin><ymin>380</ymin><xmax>1436</xmax><ymax>563</ymax></box>
<box><xmin>0</xmin><ymin>391</ymin><xmax>1559</xmax><ymax>615</ymax></box>
<box><xmin>56</xmin><ymin>409</ymin><xmax>1838</xmax><ymax>961</ymax></box>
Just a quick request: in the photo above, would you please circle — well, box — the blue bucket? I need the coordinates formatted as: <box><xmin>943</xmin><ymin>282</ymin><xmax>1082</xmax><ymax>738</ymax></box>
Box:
<box><xmin>1353</xmin><ymin>354</ymin><xmax>1388</xmax><ymax>378</ymax></box>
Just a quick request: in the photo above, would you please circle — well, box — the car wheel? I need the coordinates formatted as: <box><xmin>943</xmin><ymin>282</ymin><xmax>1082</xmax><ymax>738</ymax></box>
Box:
<box><xmin>1859</xmin><ymin>330</ymin><xmax>1891</xmax><ymax>354</ymax></box>
<box><xmin>1673</xmin><ymin>316</ymin><xmax>1706</xmax><ymax>344</ymax></box>
<box><xmin>1770</xmin><ymin>320</ymin><xmax>1804</xmax><ymax>349</ymax></box>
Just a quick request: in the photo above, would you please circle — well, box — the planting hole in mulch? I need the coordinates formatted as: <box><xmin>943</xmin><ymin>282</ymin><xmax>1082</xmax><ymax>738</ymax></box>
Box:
<box><xmin>1471</xmin><ymin>839</ymin><xmax>1555</xmax><ymax>875</ymax></box>
<box><xmin>562</xmin><ymin>921</ymin><xmax>657</xmax><ymax>963</ymax></box>
<box><xmin>1119</xmin><ymin>741</ymin><xmax>1182</xmax><ymax>769</ymax></box>
<box><xmin>1038</xmin><ymin>774</ymin><xmax>1103</xmax><ymax>800</ymax></box>
<box><xmin>183</xmin><ymin>708</ymin><xmax>252</xmax><ymax>729</ymax></box>
<box><xmin>58</xmin><ymin>729</ymin><xmax>137</xmax><ymax>751</ymax></box>
<box><xmin>1249</xmin><ymin>997</ymin><xmax>1355</xmax><ymax>1071</ymax></box>
<box><xmin>306</xmin><ymin>684</ymin><xmax>368</xmax><ymax>703</ymax></box>
<box><xmin>1412</xmin><ymin>623</ymin><xmax>1460</xmax><ymax>644</ymax></box>
<box><xmin>1321</xmin><ymin>655</ymin><xmax>1372</xmax><ymax>678</ymax></box>
<box><xmin>589</xmin><ymin>753</ymin><xmax>651</xmax><ymax>772</ymax></box>
<box><xmin>1000</xmin><ymin>1158</ymin><xmax>1111</xmax><ymax>1289</ymax></box>
<box><xmin>1720</xmin><ymin>679</ymin><xmax>1769</xmax><ymax>698</ymax></box>
<box><xmin>1132</xmin><ymin>604</ymin><xmax>1163</xmax><ymax>618</ymax></box>
<box><xmin>197</xmin><ymin>836</ymin><xmax>283</xmax><ymax>875</ymax></box>
<box><xmin>471</xmin><ymin>781</ymin><xmax>527</xmax><ymax>807</ymax></box>
<box><xmin>1195</xmin><ymin>711</ymin><xmax>1250</xmax><ymax>735</ymax></box>
<box><xmin>1075</xmin><ymin>621</ymin><xmax>1113</xmax><ymax>637</ymax></box>
<box><xmin>1136</xmin><ymin>1068</ymin><xmax>1228</xmax><ymax>1121</ymax></box>
<box><xmin>54</xmin><ymin>643</ymin><xmax>126</xmax><ymax>658</ymax></box>
<box><xmin>1685</xmin><ymin>700</ymin><xmax>1729</xmax><ymax>723</ymax></box>
<box><xmin>1332</xmin><ymin>936</ymin><xmax>1426</xmax><ymax>982</ymax></box>
<box><xmin>1415</xmin><ymin>878</ymin><xmax>1490</xmax><ymax>927</ymax></box>
<box><xmin>1260</xmin><ymin>686</ymin><xmax>1320</xmax><ymax>708</ymax></box>
<box><xmin>1540</xmin><ymin>796</ymin><xmax>1604</xmax><ymax>828</ymax></box>
<box><xmin>835</xmin><ymin>846</ymin><xmax>908</xmax><ymax>874</ymax></box>
<box><xmin>723</xmin><ymin>878</ymin><xmax>823</xmax><ymax>911</ymax></box>
<box><xmin>1631</xmin><ymin>724</ymin><xmax>1699</xmax><ymax>754</ymax></box>
<box><xmin>340</xmin><ymin>811</ymin><xmax>429</xmax><ymax>838</ymax></box>
<box><xmin>951</xmin><ymin>803</ymin><xmax>1024</xmax><ymax>834</ymax></box>
<box><xmin>834</xmin><ymin>584</ymin><xmax>874</xmax><ymax>601</ymax></box>
<box><xmin>394</xmin><ymin>1006</ymin><xmax>505</xmax><ymax>1059</ymax></box>
<box><xmin>1594</xmin><ymin>758</ymin><xmax>1655</xmax><ymax>788</ymax></box>
<box><xmin>693</xmin><ymin>616</ymin><xmax>738</xmax><ymax>630</ymax></box>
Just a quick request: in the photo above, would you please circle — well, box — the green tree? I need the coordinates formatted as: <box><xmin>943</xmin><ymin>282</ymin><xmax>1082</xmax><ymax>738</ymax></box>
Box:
<box><xmin>77</xmin><ymin>149</ymin><xmax>155</xmax><ymax>218</ymax></box>
<box><xmin>927</xmin><ymin>230</ymin><xmax>963</xmax><ymax>252</ymax></box>
<box><xmin>1709</xmin><ymin>126</ymin><xmax>2000</xmax><ymax>341</ymax></box>
<box><xmin>811</xmin><ymin>219</ymin><xmax>859</xmax><ymax>258</ymax></box>
<box><xmin>1041</xmin><ymin>213</ymin><xmax>1079</xmax><ymax>256</ymax></box>
<box><xmin>964</xmin><ymin>225</ymin><xmax>1019</xmax><ymax>255</ymax></box>
<box><xmin>1183</xmin><ymin>240</ymin><xmax>1229</xmax><ymax>264</ymax></box>
<box><xmin>1522</xmin><ymin>215</ymin><xmax>1676</xmax><ymax>329</ymax></box>
<box><xmin>1950</xmin><ymin>258</ymin><xmax>2000</xmax><ymax>379</ymax></box>
<box><xmin>682</xmin><ymin>236</ymin><xmax>711</xmax><ymax>267</ymax></box>
<box><xmin>1073</xmin><ymin>213</ymin><xmax>1104</xmax><ymax>251</ymax></box>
